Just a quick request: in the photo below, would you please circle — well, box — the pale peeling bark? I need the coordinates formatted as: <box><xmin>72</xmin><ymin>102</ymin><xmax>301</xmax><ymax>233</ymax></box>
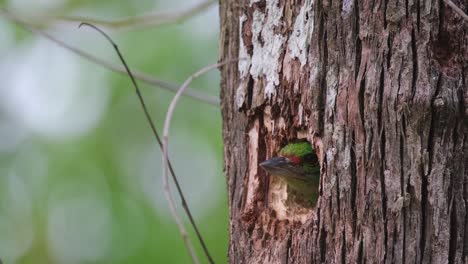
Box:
<box><xmin>220</xmin><ymin>0</ymin><xmax>467</xmax><ymax>263</ymax></box>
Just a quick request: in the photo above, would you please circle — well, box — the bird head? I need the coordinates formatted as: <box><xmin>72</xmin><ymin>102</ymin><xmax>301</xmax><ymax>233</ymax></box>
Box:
<box><xmin>260</xmin><ymin>141</ymin><xmax>320</xmax><ymax>202</ymax></box>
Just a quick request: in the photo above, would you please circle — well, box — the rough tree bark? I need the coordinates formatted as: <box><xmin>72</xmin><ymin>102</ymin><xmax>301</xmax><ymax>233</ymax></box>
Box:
<box><xmin>219</xmin><ymin>0</ymin><xmax>467</xmax><ymax>263</ymax></box>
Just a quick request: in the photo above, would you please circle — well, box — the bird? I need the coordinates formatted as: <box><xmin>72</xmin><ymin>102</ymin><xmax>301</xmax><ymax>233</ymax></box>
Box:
<box><xmin>260</xmin><ymin>141</ymin><xmax>321</xmax><ymax>205</ymax></box>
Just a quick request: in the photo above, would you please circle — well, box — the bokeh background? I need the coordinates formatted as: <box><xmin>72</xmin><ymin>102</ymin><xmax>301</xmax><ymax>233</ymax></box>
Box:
<box><xmin>0</xmin><ymin>0</ymin><xmax>228</xmax><ymax>263</ymax></box>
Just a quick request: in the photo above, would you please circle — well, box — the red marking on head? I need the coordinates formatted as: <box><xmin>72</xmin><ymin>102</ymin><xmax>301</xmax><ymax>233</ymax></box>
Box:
<box><xmin>285</xmin><ymin>155</ymin><xmax>301</xmax><ymax>165</ymax></box>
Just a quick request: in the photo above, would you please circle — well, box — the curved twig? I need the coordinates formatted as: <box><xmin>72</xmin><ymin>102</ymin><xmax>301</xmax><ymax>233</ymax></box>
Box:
<box><xmin>77</xmin><ymin>22</ymin><xmax>210</xmax><ymax>264</ymax></box>
<box><xmin>0</xmin><ymin>8</ymin><xmax>220</xmax><ymax>106</ymax></box>
<box><xmin>443</xmin><ymin>0</ymin><xmax>468</xmax><ymax>22</ymax></box>
<box><xmin>56</xmin><ymin>0</ymin><xmax>217</xmax><ymax>30</ymax></box>
<box><xmin>161</xmin><ymin>58</ymin><xmax>240</xmax><ymax>264</ymax></box>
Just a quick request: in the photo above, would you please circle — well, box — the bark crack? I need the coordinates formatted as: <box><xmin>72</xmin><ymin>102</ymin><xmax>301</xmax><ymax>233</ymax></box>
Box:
<box><xmin>247</xmin><ymin>76</ymin><xmax>254</xmax><ymax>109</ymax></box>
<box><xmin>419</xmin><ymin>164</ymin><xmax>428</xmax><ymax>263</ymax></box>
<box><xmin>416</xmin><ymin>0</ymin><xmax>420</xmax><ymax>32</ymax></box>
<box><xmin>285</xmin><ymin>232</ymin><xmax>292</xmax><ymax>264</ymax></box>
<box><xmin>380</xmin><ymin>126</ymin><xmax>388</xmax><ymax>263</ymax></box>
<box><xmin>351</xmin><ymin>130</ymin><xmax>358</xmax><ymax>235</ymax></box>
<box><xmin>231</xmin><ymin>161</ymin><xmax>237</xmax><ymax>207</ymax></box>
<box><xmin>386</xmin><ymin>33</ymin><xmax>393</xmax><ymax>69</ymax></box>
<box><xmin>397</xmin><ymin>57</ymin><xmax>404</xmax><ymax>105</ymax></box>
<box><xmin>319</xmin><ymin>225</ymin><xmax>327</xmax><ymax>262</ymax></box>
<box><xmin>405</xmin><ymin>0</ymin><xmax>409</xmax><ymax>17</ymax></box>
<box><xmin>401</xmin><ymin>133</ymin><xmax>407</xmax><ymax>264</ymax></box>
<box><xmin>357</xmin><ymin>236</ymin><xmax>364</xmax><ymax>264</ymax></box>
<box><xmin>448</xmin><ymin>198</ymin><xmax>457</xmax><ymax>264</ymax></box>
<box><xmin>341</xmin><ymin>229</ymin><xmax>347</xmax><ymax>264</ymax></box>
<box><xmin>428</xmin><ymin>75</ymin><xmax>442</xmax><ymax>170</ymax></box>
<box><xmin>354</xmin><ymin>2</ymin><xmax>361</xmax><ymax>81</ymax></box>
<box><xmin>358</xmin><ymin>67</ymin><xmax>367</xmax><ymax>130</ymax></box>
<box><xmin>384</xmin><ymin>0</ymin><xmax>389</xmax><ymax>28</ymax></box>
<box><xmin>410</xmin><ymin>28</ymin><xmax>418</xmax><ymax>99</ymax></box>
<box><xmin>378</xmin><ymin>65</ymin><xmax>388</xmax><ymax>263</ymax></box>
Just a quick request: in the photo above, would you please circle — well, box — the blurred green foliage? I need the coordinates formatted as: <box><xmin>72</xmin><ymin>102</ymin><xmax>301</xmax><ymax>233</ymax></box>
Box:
<box><xmin>0</xmin><ymin>1</ymin><xmax>227</xmax><ymax>263</ymax></box>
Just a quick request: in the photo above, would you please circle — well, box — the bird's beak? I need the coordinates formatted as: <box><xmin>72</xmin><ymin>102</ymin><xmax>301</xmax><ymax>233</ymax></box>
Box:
<box><xmin>260</xmin><ymin>157</ymin><xmax>289</xmax><ymax>172</ymax></box>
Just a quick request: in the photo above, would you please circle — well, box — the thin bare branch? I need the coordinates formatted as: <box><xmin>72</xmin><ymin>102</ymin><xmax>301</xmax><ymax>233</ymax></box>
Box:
<box><xmin>55</xmin><ymin>0</ymin><xmax>217</xmax><ymax>30</ymax></box>
<box><xmin>76</xmin><ymin>23</ymin><xmax>214</xmax><ymax>264</ymax></box>
<box><xmin>161</xmin><ymin>59</ymin><xmax>240</xmax><ymax>264</ymax></box>
<box><xmin>443</xmin><ymin>0</ymin><xmax>468</xmax><ymax>22</ymax></box>
<box><xmin>0</xmin><ymin>8</ymin><xmax>220</xmax><ymax>106</ymax></box>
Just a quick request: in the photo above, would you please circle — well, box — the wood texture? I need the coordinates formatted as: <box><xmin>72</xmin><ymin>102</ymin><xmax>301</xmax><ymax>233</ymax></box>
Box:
<box><xmin>219</xmin><ymin>0</ymin><xmax>467</xmax><ymax>263</ymax></box>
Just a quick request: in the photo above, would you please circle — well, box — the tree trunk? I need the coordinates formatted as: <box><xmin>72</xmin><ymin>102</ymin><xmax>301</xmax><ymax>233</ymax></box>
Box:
<box><xmin>219</xmin><ymin>0</ymin><xmax>467</xmax><ymax>263</ymax></box>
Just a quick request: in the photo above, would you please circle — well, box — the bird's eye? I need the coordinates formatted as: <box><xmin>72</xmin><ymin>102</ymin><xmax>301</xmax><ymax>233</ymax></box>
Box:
<box><xmin>303</xmin><ymin>153</ymin><xmax>318</xmax><ymax>165</ymax></box>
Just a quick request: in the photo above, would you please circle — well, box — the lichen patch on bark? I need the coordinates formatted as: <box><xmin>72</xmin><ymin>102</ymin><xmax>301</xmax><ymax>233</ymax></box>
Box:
<box><xmin>249</xmin><ymin>0</ymin><xmax>285</xmax><ymax>99</ymax></box>
<box><xmin>287</xmin><ymin>0</ymin><xmax>314</xmax><ymax>67</ymax></box>
<box><xmin>238</xmin><ymin>14</ymin><xmax>251</xmax><ymax>78</ymax></box>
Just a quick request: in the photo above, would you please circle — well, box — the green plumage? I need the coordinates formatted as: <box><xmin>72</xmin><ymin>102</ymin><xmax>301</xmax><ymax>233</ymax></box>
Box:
<box><xmin>279</xmin><ymin>142</ymin><xmax>313</xmax><ymax>157</ymax></box>
<box><xmin>260</xmin><ymin>141</ymin><xmax>320</xmax><ymax>205</ymax></box>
